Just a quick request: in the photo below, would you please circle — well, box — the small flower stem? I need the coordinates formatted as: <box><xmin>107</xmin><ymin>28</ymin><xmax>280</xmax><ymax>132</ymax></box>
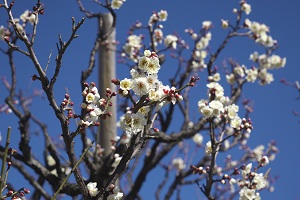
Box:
<box><xmin>51</xmin><ymin>141</ymin><xmax>94</xmax><ymax>200</ymax></box>
<box><xmin>0</xmin><ymin>127</ymin><xmax>11</xmax><ymax>193</ymax></box>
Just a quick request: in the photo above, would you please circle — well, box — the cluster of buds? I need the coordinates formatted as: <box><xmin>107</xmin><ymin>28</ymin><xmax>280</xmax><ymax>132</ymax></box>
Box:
<box><xmin>60</xmin><ymin>93</ymin><xmax>78</xmax><ymax>123</ymax></box>
<box><xmin>189</xmin><ymin>76</ymin><xmax>200</xmax><ymax>87</ymax></box>
<box><xmin>162</xmin><ymin>87</ymin><xmax>183</xmax><ymax>105</ymax></box>
<box><xmin>78</xmin><ymin>82</ymin><xmax>116</xmax><ymax>130</ymax></box>
<box><xmin>220</xmin><ymin>174</ymin><xmax>234</xmax><ymax>184</ymax></box>
<box><xmin>190</xmin><ymin>165</ymin><xmax>209</xmax><ymax>175</ymax></box>
<box><xmin>6</xmin><ymin>188</ymin><xmax>30</xmax><ymax>199</ymax></box>
<box><xmin>233</xmin><ymin>118</ymin><xmax>253</xmax><ymax>137</ymax></box>
<box><xmin>32</xmin><ymin>2</ymin><xmax>45</xmax><ymax>15</ymax></box>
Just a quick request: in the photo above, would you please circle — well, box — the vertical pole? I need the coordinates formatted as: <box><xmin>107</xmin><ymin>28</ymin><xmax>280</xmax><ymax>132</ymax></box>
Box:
<box><xmin>98</xmin><ymin>13</ymin><xmax>116</xmax><ymax>157</ymax></box>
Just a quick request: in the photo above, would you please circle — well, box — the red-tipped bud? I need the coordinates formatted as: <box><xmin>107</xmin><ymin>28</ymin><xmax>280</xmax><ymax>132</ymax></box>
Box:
<box><xmin>6</xmin><ymin>190</ymin><xmax>13</xmax><ymax>197</ymax></box>
<box><xmin>69</xmin><ymin>101</ymin><xmax>74</xmax><ymax>106</ymax></box>
<box><xmin>108</xmin><ymin>102</ymin><xmax>113</xmax><ymax>106</ymax></box>
<box><xmin>111</xmin><ymin>78</ymin><xmax>120</xmax><ymax>85</ymax></box>
<box><xmin>83</xmin><ymin>82</ymin><xmax>89</xmax><ymax>87</ymax></box>
<box><xmin>19</xmin><ymin>191</ymin><xmax>25</xmax><ymax>197</ymax></box>
<box><xmin>33</xmin><ymin>6</ymin><xmax>38</xmax><ymax>11</ymax></box>
<box><xmin>111</xmin><ymin>91</ymin><xmax>117</xmax><ymax>96</ymax></box>
<box><xmin>23</xmin><ymin>188</ymin><xmax>30</xmax><ymax>194</ymax></box>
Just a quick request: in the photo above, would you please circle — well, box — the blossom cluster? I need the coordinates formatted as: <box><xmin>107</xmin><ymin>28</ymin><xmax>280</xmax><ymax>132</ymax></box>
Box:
<box><xmin>118</xmin><ymin>50</ymin><xmax>183</xmax><ymax>135</ymax></box>
<box><xmin>198</xmin><ymin>82</ymin><xmax>251</xmax><ymax>132</ymax></box>
<box><xmin>185</xmin><ymin>21</ymin><xmax>212</xmax><ymax>70</ymax></box>
<box><xmin>78</xmin><ymin>82</ymin><xmax>115</xmax><ymax>129</ymax></box>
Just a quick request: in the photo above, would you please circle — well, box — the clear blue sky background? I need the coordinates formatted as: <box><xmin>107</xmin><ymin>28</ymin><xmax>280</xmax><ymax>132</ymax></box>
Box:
<box><xmin>1</xmin><ymin>0</ymin><xmax>300</xmax><ymax>199</ymax></box>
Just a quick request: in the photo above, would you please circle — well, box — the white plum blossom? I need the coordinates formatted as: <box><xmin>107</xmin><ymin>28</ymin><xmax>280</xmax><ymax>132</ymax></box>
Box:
<box><xmin>111</xmin><ymin>0</ymin><xmax>125</xmax><ymax>9</ymax></box>
<box><xmin>138</xmin><ymin>56</ymin><xmax>151</xmax><ymax>70</ymax></box>
<box><xmin>239</xmin><ymin>187</ymin><xmax>259</xmax><ymax>200</ymax></box>
<box><xmin>172</xmin><ymin>157</ymin><xmax>186</xmax><ymax>171</ymax></box>
<box><xmin>196</xmin><ymin>32</ymin><xmax>212</xmax><ymax>50</ymax></box>
<box><xmin>20</xmin><ymin>10</ymin><xmax>37</xmax><ymax>25</ymax></box>
<box><xmin>230</xmin><ymin>116</ymin><xmax>242</xmax><ymax>129</ymax></box>
<box><xmin>205</xmin><ymin>141</ymin><xmax>212</xmax><ymax>155</ymax></box>
<box><xmin>157</xmin><ymin>10</ymin><xmax>168</xmax><ymax>21</ymax></box>
<box><xmin>87</xmin><ymin>182</ymin><xmax>99</xmax><ymax>197</ymax></box>
<box><xmin>241</xmin><ymin>2</ymin><xmax>251</xmax><ymax>15</ymax></box>
<box><xmin>145</xmin><ymin>57</ymin><xmax>161</xmax><ymax>74</ymax></box>
<box><xmin>253</xmin><ymin>173</ymin><xmax>267</xmax><ymax>190</ymax></box>
<box><xmin>120</xmin><ymin>78</ymin><xmax>132</xmax><ymax>91</ymax></box>
<box><xmin>226</xmin><ymin>73</ymin><xmax>235</xmax><ymax>84</ymax></box>
<box><xmin>164</xmin><ymin>34</ymin><xmax>178</xmax><ymax>49</ymax></box>
<box><xmin>132</xmin><ymin>77</ymin><xmax>149</xmax><ymax>96</ymax></box>
<box><xmin>234</xmin><ymin>65</ymin><xmax>246</xmax><ymax>77</ymax></box>
<box><xmin>245</xmin><ymin>68</ymin><xmax>258</xmax><ymax>83</ymax></box>
<box><xmin>202</xmin><ymin>21</ymin><xmax>212</xmax><ymax>29</ymax></box>
<box><xmin>192</xmin><ymin>133</ymin><xmax>203</xmax><ymax>146</ymax></box>
<box><xmin>120</xmin><ymin>112</ymin><xmax>146</xmax><ymax>134</ymax></box>
<box><xmin>221</xmin><ymin>19</ymin><xmax>229</xmax><ymax>29</ymax></box>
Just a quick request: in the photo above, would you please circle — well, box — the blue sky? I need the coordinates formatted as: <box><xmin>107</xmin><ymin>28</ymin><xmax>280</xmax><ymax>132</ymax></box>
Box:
<box><xmin>1</xmin><ymin>0</ymin><xmax>300</xmax><ymax>199</ymax></box>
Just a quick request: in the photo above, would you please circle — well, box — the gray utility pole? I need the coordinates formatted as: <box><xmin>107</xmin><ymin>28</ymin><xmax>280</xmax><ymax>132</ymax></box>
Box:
<box><xmin>98</xmin><ymin>13</ymin><xmax>116</xmax><ymax>157</ymax></box>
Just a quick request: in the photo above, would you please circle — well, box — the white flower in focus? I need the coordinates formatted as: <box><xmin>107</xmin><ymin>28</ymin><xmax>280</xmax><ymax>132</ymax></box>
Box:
<box><xmin>198</xmin><ymin>99</ymin><xmax>208</xmax><ymax>111</ymax></box>
<box><xmin>138</xmin><ymin>56</ymin><xmax>150</xmax><ymax>70</ymax></box>
<box><xmin>131</xmin><ymin>112</ymin><xmax>147</xmax><ymax>131</ymax></box>
<box><xmin>253</xmin><ymin>173</ymin><xmax>267</xmax><ymax>190</ymax></box>
<box><xmin>111</xmin><ymin>0</ymin><xmax>124</xmax><ymax>9</ymax></box>
<box><xmin>172</xmin><ymin>157</ymin><xmax>186</xmax><ymax>171</ymax></box>
<box><xmin>145</xmin><ymin>57</ymin><xmax>160</xmax><ymax>74</ymax></box>
<box><xmin>193</xmin><ymin>133</ymin><xmax>203</xmax><ymax>146</ymax></box>
<box><xmin>146</xmin><ymin>74</ymin><xmax>158</xmax><ymax>88</ymax></box>
<box><xmin>239</xmin><ymin>187</ymin><xmax>258</xmax><ymax>200</ymax></box>
<box><xmin>132</xmin><ymin>77</ymin><xmax>149</xmax><ymax>96</ymax></box>
<box><xmin>158</xmin><ymin>10</ymin><xmax>168</xmax><ymax>21</ymax></box>
<box><xmin>144</xmin><ymin>50</ymin><xmax>151</xmax><ymax>57</ymax></box>
<box><xmin>230</xmin><ymin>116</ymin><xmax>241</xmax><ymax>129</ymax></box>
<box><xmin>164</xmin><ymin>34</ymin><xmax>178</xmax><ymax>49</ymax></box>
<box><xmin>200</xmin><ymin>106</ymin><xmax>213</xmax><ymax>117</ymax></box>
<box><xmin>120</xmin><ymin>78</ymin><xmax>132</xmax><ymax>91</ymax></box>
<box><xmin>205</xmin><ymin>141</ymin><xmax>212</xmax><ymax>155</ymax></box>
<box><xmin>209</xmin><ymin>100</ymin><xmax>224</xmax><ymax>116</ymax></box>
<box><xmin>87</xmin><ymin>182</ymin><xmax>99</xmax><ymax>197</ymax></box>
<box><xmin>241</xmin><ymin>3</ymin><xmax>251</xmax><ymax>15</ymax></box>
<box><xmin>86</xmin><ymin>93</ymin><xmax>95</xmax><ymax>103</ymax></box>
